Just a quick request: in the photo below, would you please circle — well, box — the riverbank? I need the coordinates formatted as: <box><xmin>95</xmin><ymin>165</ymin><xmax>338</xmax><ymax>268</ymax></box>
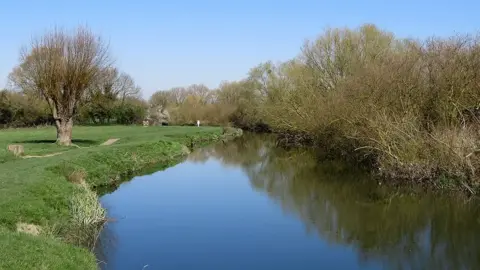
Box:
<box><xmin>270</xmin><ymin>127</ymin><xmax>480</xmax><ymax>194</ymax></box>
<box><xmin>0</xmin><ymin>125</ymin><xmax>242</xmax><ymax>270</ymax></box>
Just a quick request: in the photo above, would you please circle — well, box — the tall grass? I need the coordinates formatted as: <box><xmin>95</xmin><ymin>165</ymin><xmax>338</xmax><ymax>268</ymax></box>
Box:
<box><xmin>66</xmin><ymin>183</ymin><xmax>107</xmax><ymax>250</ymax></box>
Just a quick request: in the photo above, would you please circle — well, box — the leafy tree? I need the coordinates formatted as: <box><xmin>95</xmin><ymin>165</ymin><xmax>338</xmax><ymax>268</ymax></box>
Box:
<box><xmin>114</xmin><ymin>97</ymin><xmax>148</xmax><ymax>125</ymax></box>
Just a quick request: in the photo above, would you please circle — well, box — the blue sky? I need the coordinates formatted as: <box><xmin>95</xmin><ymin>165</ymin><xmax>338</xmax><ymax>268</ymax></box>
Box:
<box><xmin>1</xmin><ymin>0</ymin><xmax>479</xmax><ymax>98</ymax></box>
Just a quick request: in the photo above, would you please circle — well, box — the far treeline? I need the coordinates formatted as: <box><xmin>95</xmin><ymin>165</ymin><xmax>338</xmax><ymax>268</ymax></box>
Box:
<box><xmin>2</xmin><ymin>24</ymin><xmax>480</xmax><ymax>187</ymax></box>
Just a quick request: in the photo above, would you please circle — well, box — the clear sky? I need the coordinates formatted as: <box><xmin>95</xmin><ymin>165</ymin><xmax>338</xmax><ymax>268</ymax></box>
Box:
<box><xmin>1</xmin><ymin>0</ymin><xmax>479</xmax><ymax>98</ymax></box>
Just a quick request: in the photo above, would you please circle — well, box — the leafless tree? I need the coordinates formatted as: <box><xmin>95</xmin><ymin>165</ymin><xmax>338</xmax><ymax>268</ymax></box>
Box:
<box><xmin>187</xmin><ymin>84</ymin><xmax>210</xmax><ymax>104</ymax></box>
<box><xmin>9</xmin><ymin>26</ymin><xmax>111</xmax><ymax>145</ymax></box>
<box><xmin>87</xmin><ymin>67</ymin><xmax>140</xmax><ymax>102</ymax></box>
<box><xmin>169</xmin><ymin>87</ymin><xmax>189</xmax><ymax>105</ymax></box>
<box><xmin>117</xmin><ymin>72</ymin><xmax>140</xmax><ymax>102</ymax></box>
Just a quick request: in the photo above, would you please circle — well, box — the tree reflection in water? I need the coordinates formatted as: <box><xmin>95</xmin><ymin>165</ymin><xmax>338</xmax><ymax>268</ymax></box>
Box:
<box><xmin>189</xmin><ymin>133</ymin><xmax>480</xmax><ymax>270</ymax></box>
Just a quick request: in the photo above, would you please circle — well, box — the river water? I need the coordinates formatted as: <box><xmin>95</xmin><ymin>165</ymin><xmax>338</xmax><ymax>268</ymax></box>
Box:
<box><xmin>96</xmin><ymin>134</ymin><xmax>480</xmax><ymax>270</ymax></box>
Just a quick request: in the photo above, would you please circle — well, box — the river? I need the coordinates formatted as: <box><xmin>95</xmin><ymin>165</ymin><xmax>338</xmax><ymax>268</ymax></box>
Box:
<box><xmin>95</xmin><ymin>133</ymin><xmax>480</xmax><ymax>270</ymax></box>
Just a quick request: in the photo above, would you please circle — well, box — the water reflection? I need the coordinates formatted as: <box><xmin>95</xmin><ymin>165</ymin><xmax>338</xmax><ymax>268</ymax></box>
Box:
<box><xmin>188</xmin><ymin>133</ymin><xmax>480</xmax><ymax>270</ymax></box>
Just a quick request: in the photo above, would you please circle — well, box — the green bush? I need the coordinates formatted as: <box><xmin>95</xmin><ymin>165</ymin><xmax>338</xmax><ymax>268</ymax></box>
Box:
<box><xmin>0</xmin><ymin>90</ymin><xmax>52</xmax><ymax>127</ymax></box>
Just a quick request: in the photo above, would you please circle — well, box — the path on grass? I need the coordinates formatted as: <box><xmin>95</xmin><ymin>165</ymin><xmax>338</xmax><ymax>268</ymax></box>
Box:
<box><xmin>100</xmin><ymin>138</ymin><xmax>120</xmax><ymax>146</ymax></box>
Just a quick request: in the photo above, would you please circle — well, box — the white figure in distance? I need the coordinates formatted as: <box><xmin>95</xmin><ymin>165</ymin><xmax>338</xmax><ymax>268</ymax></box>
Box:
<box><xmin>197</xmin><ymin>120</ymin><xmax>200</xmax><ymax>127</ymax></box>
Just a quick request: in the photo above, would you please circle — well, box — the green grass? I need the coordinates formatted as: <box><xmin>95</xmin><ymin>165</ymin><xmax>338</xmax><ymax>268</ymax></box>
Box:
<box><xmin>0</xmin><ymin>125</ymin><xmax>236</xmax><ymax>269</ymax></box>
<box><xmin>0</xmin><ymin>226</ymin><xmax>97</xmax><ymax>270</ymax></box>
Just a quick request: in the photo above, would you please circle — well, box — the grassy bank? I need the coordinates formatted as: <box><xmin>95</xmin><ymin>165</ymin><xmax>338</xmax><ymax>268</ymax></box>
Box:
<box><xmin>0</xmin><ymin>125</ymin><xmax>241</xmax><ymax>269</ymax></box>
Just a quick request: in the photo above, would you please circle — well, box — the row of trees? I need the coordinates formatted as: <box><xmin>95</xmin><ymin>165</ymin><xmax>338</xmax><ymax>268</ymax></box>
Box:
<box><xmin>150</xmin><ymin>24</ymin><xmax>480</xmax><ymax>184</ymax></box>
<box><xmin>148</xmin><ymin>79</ymin><xmax>264</xmax><ymax>129</ymax></box>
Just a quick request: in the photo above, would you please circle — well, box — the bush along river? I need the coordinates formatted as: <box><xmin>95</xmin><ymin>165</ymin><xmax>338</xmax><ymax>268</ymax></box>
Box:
<box><xmin>95</xmin><ymin>133</ymin><xmax>480</xmax><ymax>270</ymax></box>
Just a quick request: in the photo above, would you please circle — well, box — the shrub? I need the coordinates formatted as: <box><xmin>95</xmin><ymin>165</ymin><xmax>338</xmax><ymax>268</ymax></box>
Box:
<box><xmin>228</xmin><ymin>24</ymin><xmax>480</xmax><ymax>187</ymax></box>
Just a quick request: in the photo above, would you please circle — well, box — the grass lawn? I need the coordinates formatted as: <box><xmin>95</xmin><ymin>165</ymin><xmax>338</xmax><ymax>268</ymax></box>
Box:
<box><xmin>0</xmin><ymin>125</ymin><xmax>232</xmax><ymax>269</ymax></box>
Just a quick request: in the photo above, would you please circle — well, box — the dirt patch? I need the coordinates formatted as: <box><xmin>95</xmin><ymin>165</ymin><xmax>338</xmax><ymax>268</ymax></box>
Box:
<box><xmin>7</xmin><ymin>144</ymin><xmax>24</xmax><ymax>156</ymax></box>
<box><xmin>101</xmin><ymin>138</ymin><xmax>120</xmax><ymax>146</ymax></box>
<box><xmin>16</xmin><ymin>223</ymin><xmax>42</xmax><ymax>236</ymax></box>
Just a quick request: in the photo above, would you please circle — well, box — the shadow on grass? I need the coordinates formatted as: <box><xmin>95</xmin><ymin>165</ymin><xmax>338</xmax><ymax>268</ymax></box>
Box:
<box><xmin>13</xmin><ymin>139</ymin><xmax>100</xmax><ymax>146</ymax></box>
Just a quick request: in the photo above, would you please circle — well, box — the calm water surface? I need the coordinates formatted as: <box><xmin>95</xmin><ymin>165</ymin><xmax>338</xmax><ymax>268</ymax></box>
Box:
<box><xmin>96</xmin><ymin>134</ymin><xmax>480</xmax><ymax>270</ymax></box>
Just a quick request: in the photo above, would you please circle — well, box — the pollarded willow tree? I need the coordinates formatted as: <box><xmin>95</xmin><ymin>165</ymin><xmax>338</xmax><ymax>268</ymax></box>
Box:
<box><xmin>9</xmin><ymin>26</ymin><xmax>112</xmax><ymax>145</ymax></box>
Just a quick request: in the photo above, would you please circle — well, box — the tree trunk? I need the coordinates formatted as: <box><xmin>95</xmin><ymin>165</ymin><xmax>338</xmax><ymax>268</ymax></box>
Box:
<box><xmin>55</xmin><ymin>118</ymin><xmax>73</xmax><ymax>146</ymax></box>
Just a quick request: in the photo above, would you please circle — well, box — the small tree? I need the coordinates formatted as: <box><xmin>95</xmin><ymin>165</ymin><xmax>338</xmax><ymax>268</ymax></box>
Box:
<box><xmin>9</xmin><ymin>26</ymin><xmax>111</xmax><ymax>145</ymax></box>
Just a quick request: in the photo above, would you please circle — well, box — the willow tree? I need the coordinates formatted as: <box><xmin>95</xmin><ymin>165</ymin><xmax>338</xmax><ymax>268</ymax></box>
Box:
<box><xmin>9</xmin><ymin>26</ymin><xmax>111</xmax><ymax>145</ymax></box>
